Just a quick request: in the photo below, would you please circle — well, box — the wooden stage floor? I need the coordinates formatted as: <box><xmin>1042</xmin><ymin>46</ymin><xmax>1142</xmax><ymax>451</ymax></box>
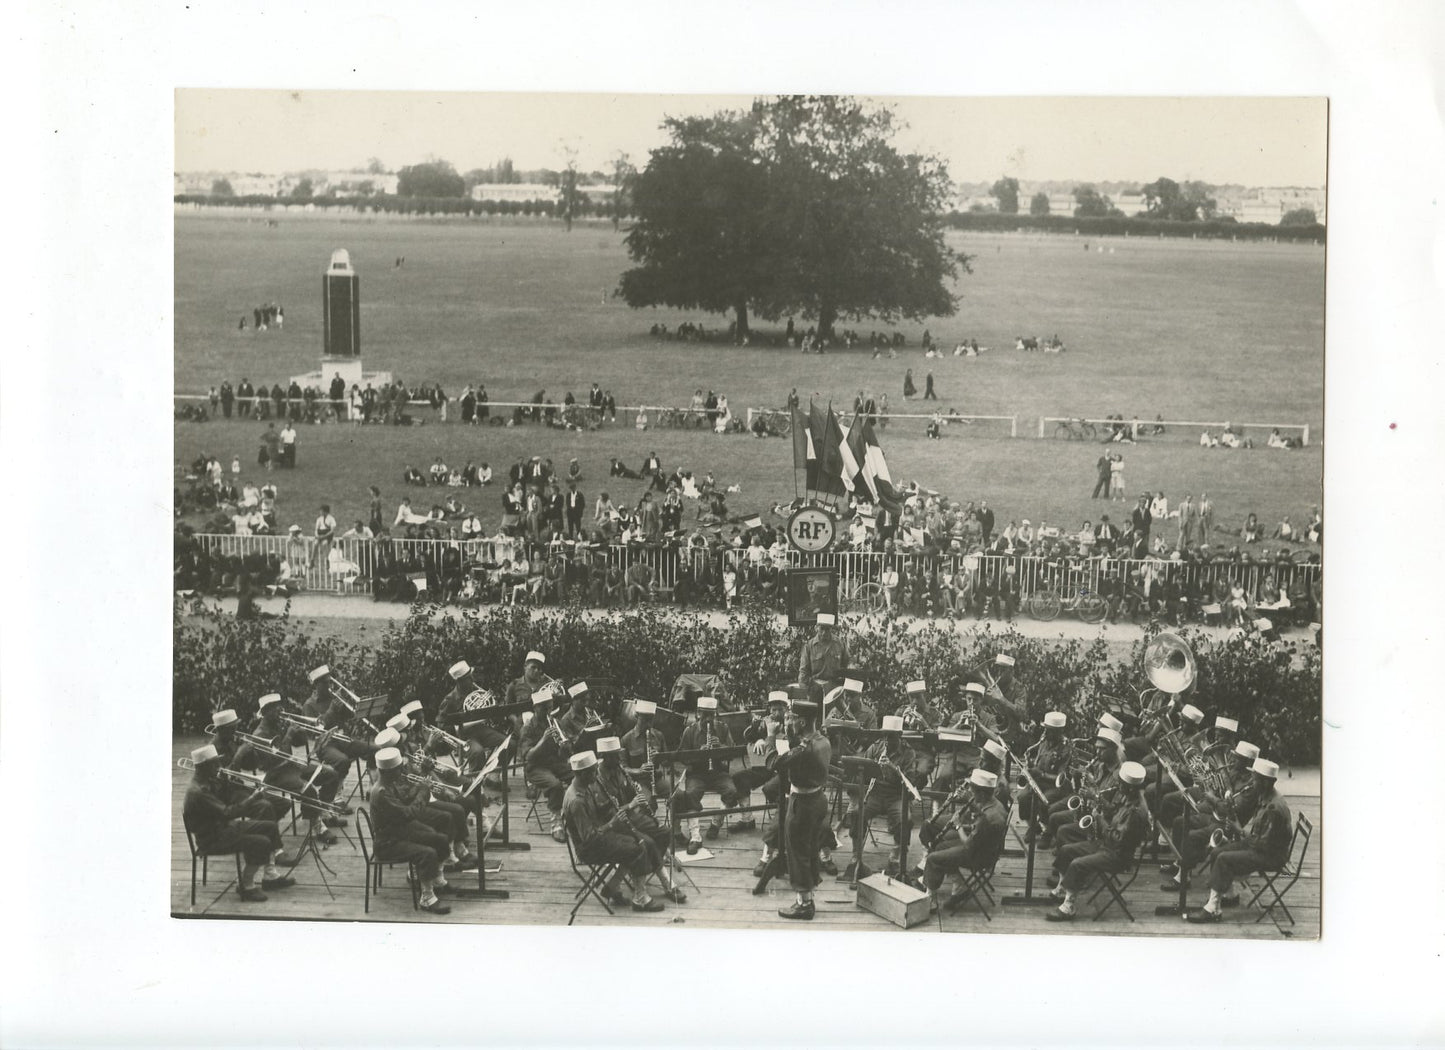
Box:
<box><xmin>171</xmin><ymin>738</ymin><xmax>1319</xmax><ymax>939</ymax></box>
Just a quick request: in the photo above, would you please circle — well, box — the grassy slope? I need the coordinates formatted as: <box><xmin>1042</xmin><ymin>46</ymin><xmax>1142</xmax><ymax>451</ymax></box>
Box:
<box><xmin>175</xmin><ymin>214</ymin><xmax>1323</xmax><ymax>537</ymax></box>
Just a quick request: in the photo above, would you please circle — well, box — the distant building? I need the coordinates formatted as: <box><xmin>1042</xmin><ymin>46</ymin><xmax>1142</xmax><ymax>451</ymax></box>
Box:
<box><xmin>468</xmin><ymin>182</ymin><xmax>616</xmax><ymax>204</ymax></box>
<box><xmin>1113</xmin><ymin>192</ymin><xmax>1147</xmax><ymax>217</ymax></box>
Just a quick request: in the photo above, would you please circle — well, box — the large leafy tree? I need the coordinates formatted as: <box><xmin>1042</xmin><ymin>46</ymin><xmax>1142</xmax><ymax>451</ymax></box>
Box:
<box><xmin>397</xmin><ymin>159</ymin><xmax>465</xmax><ymax>198</ymax></box>
<box><xmin>619</xmin><ymin>96</ymin><xmax>965</xmax><ymax>341</ymax></box>
<box><xmin>618</xmin><ymin>111</ymin><xmax>773</xmax><ymax>337</ymax></box>
<box><xmin>990</xmin><ymin>176</ymin><xmax>1020</xmax><ymax>214</ymax></box>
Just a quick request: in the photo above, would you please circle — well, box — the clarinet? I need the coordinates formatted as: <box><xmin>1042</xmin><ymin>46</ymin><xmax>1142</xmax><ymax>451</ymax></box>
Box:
<box><xmin>644</xmin><ymin>728</ymin><xmax>659</xmax><ymax>798</ymax></box>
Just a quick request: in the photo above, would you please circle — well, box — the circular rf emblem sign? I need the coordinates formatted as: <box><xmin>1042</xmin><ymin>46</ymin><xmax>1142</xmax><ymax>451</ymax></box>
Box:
<box><xmin>787</xmin><ymin>506</ymin><xmax>836</xmax><ymax>553</ymax></box>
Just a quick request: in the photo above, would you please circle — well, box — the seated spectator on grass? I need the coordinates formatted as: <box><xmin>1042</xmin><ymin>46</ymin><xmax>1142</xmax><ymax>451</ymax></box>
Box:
<box><xmin>460</xmin><ymin>512</ymin><xmax>484</xmax><ymax>539</ymax></box>
<box><xmin>1240</xmin><ymin>513</ymin><xmax>1263</xmax><ymax>544</ymax></box>
<box><xmin>610</xmin><ymin>457</ymin><xmax>643</xmax><ymax>480</ymax></box>
<box><xmin>1306</xmin><ymin>507</ymin><xmax>1322</xmax><ymax>544</ymax></box>
<box><xmin>394</xmin><ymin>498</ymin><xmax>430</xmax><ymax>529</ymax></box>
<box><xmin>1272</xmin><ymin>516</ymin><xmax>1295</xmax><ymax>542</ymax></box>
<box><xmin>240</xmin><ymin>482</ymin><xmax>260</xmax><ymax>509</ymax></box>
<box><xmin>429</xmin><ymin>459</ymin><xmax>448</xmax><ymax>485</ymax></box>
<box><xmin>1199</xmin><ymin>430</ymin><xmax>1219</xmax><ymax>448</ymax></box>
<box><xmin>443</xmin><ymin>494</ymin><xmax>466</xmax><ymax>519</ymax></box>
<box><xmin>477</xmin><ymin>462</ymin><xmax>493</xmax><ymax>486</ymax></box>
<box><xmin>403</xmin><ymin>465</ymin><xmax>427</xmax><ymax>487</ymax></box>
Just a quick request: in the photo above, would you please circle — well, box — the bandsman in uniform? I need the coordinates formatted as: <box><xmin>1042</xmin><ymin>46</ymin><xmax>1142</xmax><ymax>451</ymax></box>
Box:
<box><xmin>797</xmin><ymin>612</ymin><xmax>849</xmax><ymax>702</ymax></box>
<box><xmin>368</xmin><ymin>746</ymin><xmax>453</xmax><ymax>914</ymax></box>
<box><xmin>620</xmin><ymin>699</ymin><xmax>672</xmax><ymax>811</ymax></box>
<box><xmin>183</xmin><ymin>744</ymin><xmax>297</xmax><ymax>902</ymax></box>
<box><xmin>520</xmin><ymin>688</ymin><xmax>573</xmax><ymax>842</ymax></box>
<box><xmin>234</xmin><ymin>693</ymin><xmax>343</xmax><ymax>846</ymax></box>
<box><xmin>1041</xmin><ymin>725</ymin><xmax>1124</xmax><ymax>848</ymax></box>
<box><xmin>563</xmin><ymin>751</ymin><xmax>666</xmax><ymax>913</ymax></box>
<box><xmin>1161</xmin><ymin>740</ymin><xmax>1261</xmax><ymax>890</ymax></box>
<box><xmin>1186</xmin><ymin>757</ymin><xmax>1293</xmax><ymax>923</ymax></box>
<box><xmin>302</xmin><ymin>664</ymin><xmax>377</xmax><ymax>773</ymax></box>
<box><xmin>207</xmin><ymin>709</ymin><xmax>288</xmax><ymax>823</ymax></box>
<box><xmin>437</xmin><ymin>660</ymin><xmax>509</xmax><ymax>772</ymax></box>
<box><xmin>840</xmin><ymin>714</ymin><xmax>918</xmax><ymax>877</ymax></box>
<box><xmin>557</xmin><ymin>680</ymin><xmax>603</xmax><ymax>743</ymax></box>
<box><xmin>1045</xmin><ymin>760</ymin><xmax>1152</xmax><ymax>921</ymax></box>
<box><xmin>918</xmin><ymin>767</ymin><xmax>1009</xmax><ymax>911</ymax></box>
<box><xmin>734</xmin><ymin>690</ymin><xmax>792</xmax><ymax>800</ymax></box>
<box><xmin>774</xmin><ymin>698</ymin><xmax>832</xmax><ymax>920</ymax></box>
<box><xmin>593</xmin><ymin>736</ymin><xmax>686</xmax><ymax>903</ymax></box>
<box><xmin>1158</xmin><ymin>715</ymin><xmax>1239</xmax><ymax>822</ymax></box>
<box><xmin>392</xmin><ymin>706</ymin><xmax>480</xmax><ymax>869</ymax></box>
<box><xmin>1018</xmin><ymin>711</ymin><xmax>1072</xmax><ymax>834</ymax></box>
<box><xmin>672</xmin><ymin>696</ymin><xmax>752</xmax><ymax>853</ymax></box>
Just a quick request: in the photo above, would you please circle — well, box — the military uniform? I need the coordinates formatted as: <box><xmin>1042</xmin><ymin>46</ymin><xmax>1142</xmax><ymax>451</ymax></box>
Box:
<box><xmin>1052</xmin><ymin>794</ymin><xmax>1151</xmax><ymax>893</ymax></box>
<box><xmin>922</xmin><ymin>792</ymin><xmax>1008</xmax><ymax>892</ymax></box>
<box><xmin>776</xmin><ymin>729</ymin><xmax>833</xmax><ymax>892</ymax></box>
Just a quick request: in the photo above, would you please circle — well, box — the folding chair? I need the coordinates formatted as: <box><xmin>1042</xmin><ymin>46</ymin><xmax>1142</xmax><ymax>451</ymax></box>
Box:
<box><xmin>183</xmin><ymin>815</ymin><xmax>244</xmax><ymax>909</ymax></box>
<box><xmin>1084</xmin><ymin>853</ymin><xmax>1141</xmax><ymax>921</ymax></box>
<box><xmin>1243</xmin><ymin>813</ymin><xmax>1312</xmax><ymax>931</ymax></box>
<box><xmin>942</xmin><ymin>858</ymin><xmax>1000</xmax><ymax>922</ymax></box>
<box><xmin>355</xmin><ymin>808</ymin><xmax>419</xmax><ymax>914</ymax></box>
<box><xmin>563</xmin><ymin>822</ymin><xmax>621</xmax><ymax>926</ymax></box>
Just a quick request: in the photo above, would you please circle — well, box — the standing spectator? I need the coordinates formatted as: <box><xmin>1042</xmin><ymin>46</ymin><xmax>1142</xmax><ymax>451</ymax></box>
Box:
<box><xmin>279</xmin><ymin>421</ymin><xmax>298</xmax><ymax>469</ymax></box>
<box><xmin>1199</xmin><ymin>492</ymin><xmax>1215</xmax><ymax>540</ymax></box>
<box><xmin>237</xmin><ymin>378</ymin><xmax>254</xmax><ymax>418</ymax></box>
<box><xmin>923</xmin><ymin>371</ymin><xmax>937</xmax><ymax>400</ymax></box>
<box><xmin>565</xmin><ymin>480</ymin><xmax>585</xmax><ymax>539</ymax></box>
<box><xmin>903</xmin><ymin>369</ymin><xmax>917</xmax><ymax>400</ymax></box>
<box><xmin>1091</xmin><ymin>451</ymin><xmax>1111</xmax><ymax>499</ymax></box>
<box><xmin>314</xmin><ymin>504</ymin><xmax>336</xmax><ymax>565</ymax></box>
<box><xmin>476</xmin><ymin>384</ymin><xmax>490</xmax><ymax>423</ymax></box>
<box><xmin>1108</xmin><ymin>453</ymin><xmax>1125</xmax><ymax>501</ymax></box>
<box><xmin>368</xmin><ymin>486</ymin><xmax>384</xmax><ymax>535</ymax></box>
<box><xmin>1176</xmin><ymin>494</ymin><xmax>1198</xmax><ymax>549</ymax></box>
<box><xmin>220</xmin><ymin>380</ymin><xmax>234</xmax><ymax>419</ymax></box>
<box><xmin>976</xmin><ymin>500</ymin><xmax>995</xmax><ymax>545</ymax></box>
<box><xmin>208</xmin><ymin>386</ymin><xmax>220</xmax><ymax>414</ymax></box>
<box><xmin>1131</xmin><ymin>494</ymin><xmax>1153</xmax><ymax>556</ymax></box>
<box><xmin>878</xmin><ymin>393</ymin><xmax>889</xmax><ymax>430</ymax></box>
<box><xmin>1095</xmin><ymin>515</ymin><xmax>1118</xmax><ymax>554</ymax></box>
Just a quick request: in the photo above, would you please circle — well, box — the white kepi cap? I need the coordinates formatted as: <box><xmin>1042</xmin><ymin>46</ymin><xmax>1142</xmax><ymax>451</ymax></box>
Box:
<box><xmin>696</xmin><ymin>696</ymin><xmax>718</xmax><ymax>711</ymax></box>
<box><xmin>881</xmin><ymin>715</ymin><xmax>905</xmax><ymax>732</ymax></box>
<box><xmin>1043</xmin><ymin>712</ymin><xmax>1067</xmax><ymax>729</ymax></box>
<box><xmin>257</xmin><ymin>693</ymin><xmax>282</xmax><ymax>710</ymax></box>
<box><xmin>1215</xmin><ymin>716</ymin><xmax>1239</xmax><ymax>733</ymax></box>
<box><xmin>843</xmin><ymin>678</ymin><xmax>863</xmax><ymax>694</ymax></box>
<box><xmin>816</xmin><ymin>612</ymin><xmax>836</xmax><ymax>626</ymax></box>
<box><xmin>1119</xmin><ymin>761</ymin><xmax>1147</xmax><ymax>785</ymax></box>
<box><xmin>567</xmin><ymin>681</ymin><xmax>589</xmax><ymax>698</ymax></box>
<box><xmin>525</xmin><ymin>650</ymin><xmax>547</xmax><ymax>665</ymax></box>
<box><xmin>968</xmin><ymin>768</ymin><xmax>998</xmax><ymax>789</ymax></box>
<box><xmin>1097</xmin><ymin>726</ymin><xmax>1123</xmax><ymax>746</ymax></box>
<box><xmin>400</xmin><ymin>700</ymin><xmax>424</xmax><ymax>717</ymax></box>
<box><xmin>965</xmin><ymin>682</ymin><xmax>985</xmax><ymax>696</ymax></box>
<box><xmin>211</xmin><ymin>709</ymin><xmax>239</xmax><ymax>728</ymax></box>
<box><xmin>308</xmin><ymin>664</ymin><xmax>331</xmax><ymax>683</ymax></box>
<box><xmin>376</xmin><ymin>747</ymin><xmax>404</xmax><ymax>770</ymax></box>
<box><xmin>982</xmin><ymin>740</ymin><xmax>1006</xmax><ymax>761</ymax></box>
<box><xmin>569</xmin><ymin>750</ymin><xmax>598</xmax><ymax>771</ymax></box>
<box><xmin>373</xmin><ymin>727</ymin><xmax>401</xmax><ymax>748</ymax></box>
<box><xmin>596</xmin><ymin>736</ymin><xmax>622</xmax><ymax>754</ymax></box>
<box><xmin>768</xmin><ymin>690</ymin><xmax>790</xmax><ymax>704</ymax></box>
<box><xmin>448</xmin><ymin>661</ymin><xmax>472</xmax><ymax>681</ymax></box>
<box><xmin>1252</xmin><ymin>758</ymin><xmax>1280</xmax><ymax>779</ymax></box>
<box><xmin>386</xmin><ymin>713</ymin><xmax>410</xmax><ymax>732</ymax></box>
<box><xmin>1180</xmin><ymin>704</ymin><xmax>1205</xmax><ymax>724</ymax></box>
<box><xmin>1234</xmin><ymin>741</ymin><xmax>1261</xmax><ymax>760</ymax></box>
<box><xmin>905</xmin><ymin>680</ymin><xmax>926</xmax><ymax>695</ymax></box>
<box><xmin>633</xmin><ymin>700</ymin><xmax>657</xmax><ymax>715</ymax></box>
<box><xmin>1098</xmin><ymin>712</ymin><xmax>1124</xmax><ymax>732</ymax></box>
<box><xmin>191</xmin><ymin>744</ymin><xmax>220</xmax><ymax>764</ymax></box>
<box><xmin>995</xmin><ymin>654</ymin><xmax>1015</xmax><ymax>667</ymax></box>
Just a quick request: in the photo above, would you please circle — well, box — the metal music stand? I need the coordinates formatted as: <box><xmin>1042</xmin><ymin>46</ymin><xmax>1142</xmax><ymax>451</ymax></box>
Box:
<box><xmin>447</xmin><ymin>701</ymin><xmax>532</xmax><ymax>851</ymax></box>
<box><xmin>1000</xmin><ymin>750</ymin><xmax>1057</xmax><ymax>908</ymax></box>
<box><xmin>656</xmin><ymin>744</ymin><xmax>748</xmax><ymax>894</ymax></box>
<box><xmin>449</xmin><ymin>741</ymin><xmax>509</xmax><ymax>900</ymax></box>
<box><xmin>353</xmin><ymin>694</ymin><xmax>391</xmax><ymax>733</ymax></box>
<box><xmin>1151</xmin><ymin>754</ymin><xmax>1193</xmax><ymax>918</ymax></box>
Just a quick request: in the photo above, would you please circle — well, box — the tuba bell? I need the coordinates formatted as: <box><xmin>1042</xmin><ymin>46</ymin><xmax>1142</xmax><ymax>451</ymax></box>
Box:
<box><xmin>1144</xmin><ymin>631</ymin><xmax>1196</xmax><ymax>696</ymax></box>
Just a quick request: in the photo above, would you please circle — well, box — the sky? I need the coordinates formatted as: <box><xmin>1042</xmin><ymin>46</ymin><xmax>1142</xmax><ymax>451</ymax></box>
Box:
<box><xmin>175</xmin><ymin>91</ymin><xmax>1327</xmax><ymax>188</ymax></box>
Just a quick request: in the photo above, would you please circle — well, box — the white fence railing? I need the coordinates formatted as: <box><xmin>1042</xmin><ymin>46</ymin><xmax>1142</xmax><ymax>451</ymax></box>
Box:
<box><xmin>1040</xmin><ymin>416</ymin><xmax>1310</xmax><ymax>446</ymax></box>
<box><xmin>179</xmin><ymin>534</ymin><xmax>1320</xmax><ymax>608</ymax></box>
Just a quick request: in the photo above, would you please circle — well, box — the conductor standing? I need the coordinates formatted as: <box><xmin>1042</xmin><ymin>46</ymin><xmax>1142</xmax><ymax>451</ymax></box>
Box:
<box><xmin>775</xmin><ymin>699</ymin><xmax>831</xmax><ymax>920</ymax></box>
<box><xmin>797</xmin><ymin>612</ymin><xmax>849</xmax><ymax>703</ymax></box>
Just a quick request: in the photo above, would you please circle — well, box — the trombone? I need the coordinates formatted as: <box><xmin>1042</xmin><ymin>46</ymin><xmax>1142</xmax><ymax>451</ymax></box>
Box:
<box><xmin>177</xmin><ymin>758</ymin><xmax>345</xmax><ymax>816</ymax></box>
<box><xmin>236</xmin><ymin>730</ymin><xmax>310</xmax><ymax>769</ymax></box>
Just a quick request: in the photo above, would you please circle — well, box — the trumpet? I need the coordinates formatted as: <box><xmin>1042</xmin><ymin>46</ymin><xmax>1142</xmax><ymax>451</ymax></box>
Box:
<box><xmin>546</xmin><ymin>713</ymin><xmax>574</xmax><ymax>752</ymax></box>
<box><xmin>279</xmin><ymin>712</ymin><xmax>324</xmax><ymax>734</ymax></box>
<box><xmin>236</xmin><ymin>730</ymin><xmax>310</xmax><ymax>768</ymax></box>
<box><xmin>325</xmin><ymin>674</ymin><xmax>383</xmax><ymax>732</ymax></box>
<box><xmin>178</xmin><ymin>759</ymin><xmax>344</xmax><ymax>815</ymax></box>
<box><xmin>401</xmin><ymin>769</ymin><xmax>462</xmax><ymax>801</ymax></box>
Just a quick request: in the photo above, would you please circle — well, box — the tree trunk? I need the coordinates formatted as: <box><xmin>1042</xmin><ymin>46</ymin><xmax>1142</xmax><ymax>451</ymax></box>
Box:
<box><xmin>734</xmin><ymin>299</ymin><xmax>749</xmax><ymax>341</ymax></box>
<box><xmin>817</xmin><ymin>299</ymin><xmax>836</xmax><ymax>342</ymax></box>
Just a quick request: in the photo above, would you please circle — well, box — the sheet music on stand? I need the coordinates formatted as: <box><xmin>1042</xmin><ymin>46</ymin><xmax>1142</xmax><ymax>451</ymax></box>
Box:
<box><xmin>354</xmin><ymin>694</ymin><xmax>391</xmax><ymax>731</ymax></box>
<box><xmin>451</xmin><ymin>734</ymin><xmax>513</xmax><ymax>900</ymax></box>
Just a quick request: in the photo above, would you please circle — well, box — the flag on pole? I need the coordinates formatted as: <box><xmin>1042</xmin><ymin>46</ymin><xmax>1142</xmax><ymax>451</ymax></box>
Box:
<box><xmin>860</xmin><ymin>418</ymin><xmax>902</xmax><ymax>515</ymax></box>
<box><xmin>791</xmin><ymin>405</ymin><xmax>815</xmax><ymax>497</ymax></box>
<box><xmin>841</xmin><ymin>413</ymin><xmax>867</xmax><ymax>494</ymax></box>
<box><xmin>810</xmin><ymin>403</ymin><xmax>847</xmax><ymax>504</ymax></box>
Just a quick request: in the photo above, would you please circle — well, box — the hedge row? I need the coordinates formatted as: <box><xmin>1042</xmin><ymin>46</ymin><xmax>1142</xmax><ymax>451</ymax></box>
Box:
<box><xmin>173</xmin><ymin>599</ymin><xmax>1321</xmax><ymax>764</ymax></box>
<box><xmin>943</xmin><ymin>210</ymin><xmax>1326</xmax><ymax>243</ymax></box>
<box><xmin>174</xmin><ymin>194</ymin><xmax>632</xmax><ymax>220</ymax></box>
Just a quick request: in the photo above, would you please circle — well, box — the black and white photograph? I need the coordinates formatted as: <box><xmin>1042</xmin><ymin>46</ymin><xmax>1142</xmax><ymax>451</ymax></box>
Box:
<box><xmin>167</xmin><ymin>89</ymin><xmax>1325</xmax><ymax>937</ymax></box>
<box><xmin>9</xmin><ymin>3</ymin><xmax>1445</xmax><ymax>1047</ymax></box>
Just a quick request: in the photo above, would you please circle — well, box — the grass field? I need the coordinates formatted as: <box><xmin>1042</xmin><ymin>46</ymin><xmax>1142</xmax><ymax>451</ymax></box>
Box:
<box><xmin>174</xmin><ymin>212</ymin><xmax>1324</xmax><ymax>538</ymax></box>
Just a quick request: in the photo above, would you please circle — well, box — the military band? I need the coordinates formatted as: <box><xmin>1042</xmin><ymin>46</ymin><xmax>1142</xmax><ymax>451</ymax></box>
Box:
<box><xmin>179</xmin><ymin>629</ymin><xmax>1301</xmax><ymax>933</ymax></box>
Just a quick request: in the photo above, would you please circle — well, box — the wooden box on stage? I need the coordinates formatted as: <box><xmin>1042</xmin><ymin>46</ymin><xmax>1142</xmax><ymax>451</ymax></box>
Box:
<box><xmin>856</xmin><ymin>873</ymin><xmax>931</xmax><ymax>929</ymax></box>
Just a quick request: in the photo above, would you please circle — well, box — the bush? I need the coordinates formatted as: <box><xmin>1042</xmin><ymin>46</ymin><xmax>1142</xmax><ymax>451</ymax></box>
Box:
<box><xmin>172</xmin><ymin>601</ymin><xmax>1321</xmax><ymax>763</ymax></box>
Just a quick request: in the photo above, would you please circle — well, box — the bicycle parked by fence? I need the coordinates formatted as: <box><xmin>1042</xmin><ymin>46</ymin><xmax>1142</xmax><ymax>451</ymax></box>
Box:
<box><xmin>1053</xmin><ymin>417</ymin><xmax>1097</xmax><ymax>441</ymax></box>
<box><xmin>1027</xmin><ymin>564</ymin><xmax>1109</xmax><ymax>622</ymax></box>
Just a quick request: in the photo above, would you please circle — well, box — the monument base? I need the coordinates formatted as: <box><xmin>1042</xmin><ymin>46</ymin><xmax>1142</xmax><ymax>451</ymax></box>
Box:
<box><xmin>290</xmin><ymin>357</ymin><xmax>394</xmax><ymax>413</ymax></box>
